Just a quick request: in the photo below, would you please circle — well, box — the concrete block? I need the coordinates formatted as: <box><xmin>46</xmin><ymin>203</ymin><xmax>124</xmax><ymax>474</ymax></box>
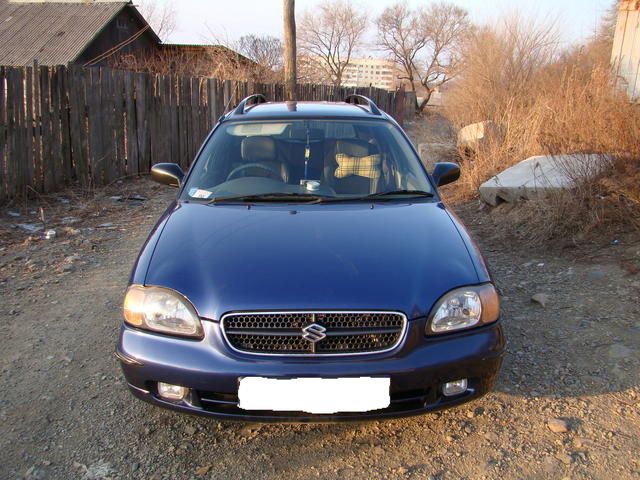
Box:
<box><xmin>457</xmin><ymin>121</ymin><xmax>501</xmax><ymax>153</ymax></box>
<box><xmin>479</xmin><ymin>154</ymin><xmax>612</xmax><ymax>206</ymax></box>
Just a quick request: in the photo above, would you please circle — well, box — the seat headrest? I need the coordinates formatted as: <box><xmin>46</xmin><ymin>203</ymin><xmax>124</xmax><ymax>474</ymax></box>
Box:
<box><xmin>335</xmin><ymin>139</ymin><xmax>377</xmax><ymax>157</ymax></box>
<box><xmin>335</xmin><ymin>153</ymin><xmax>382</xmax><ymax>180</ymax></box>
<box><xmin>241</xmin><ymin>136</ymin><xmax>276</xmax><ymax>163</ymax></box>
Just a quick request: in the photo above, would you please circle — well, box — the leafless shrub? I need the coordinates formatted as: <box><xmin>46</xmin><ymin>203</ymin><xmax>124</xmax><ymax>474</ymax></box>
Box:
<box><xmin>111</xmin><ymin>46</ymin><xmax>264</xmax><ymax>80</ymax></box>
<box><xmin>445</xmin><ymin>14</ymin><xmax>560</xmax><ymax>128</ymax></box>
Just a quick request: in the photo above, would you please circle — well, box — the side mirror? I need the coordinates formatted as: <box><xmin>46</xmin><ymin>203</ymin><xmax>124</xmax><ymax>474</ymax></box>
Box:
<box><xmin>151</xmin><ymin>163</ymin><xmax>184</xmax><ymax>187</ymax></box>
<box><xmin>432</xmin><ymin>162</ymin><xmax>460</xmax><ymax>187</ymax></box>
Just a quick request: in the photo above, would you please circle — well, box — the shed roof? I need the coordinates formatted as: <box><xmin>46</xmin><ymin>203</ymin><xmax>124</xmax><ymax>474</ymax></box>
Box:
<box><xmin>0</xmin><ymin>0</ymin><xmax>155</xmax><ymax>66</ymax></box>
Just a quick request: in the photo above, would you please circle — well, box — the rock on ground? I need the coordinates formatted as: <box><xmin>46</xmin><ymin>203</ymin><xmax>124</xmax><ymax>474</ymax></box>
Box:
<box><xmin>547</xmin><ymin>418</ymin><xmax>570</xmax><ymax>433</ymax></box>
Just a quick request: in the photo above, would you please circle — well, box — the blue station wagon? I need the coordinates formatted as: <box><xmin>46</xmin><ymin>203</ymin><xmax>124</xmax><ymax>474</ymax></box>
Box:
<box><xmin>116</xmin><ymin>95</ymin><xmax>505</xmax><ymax>421</ymax></box>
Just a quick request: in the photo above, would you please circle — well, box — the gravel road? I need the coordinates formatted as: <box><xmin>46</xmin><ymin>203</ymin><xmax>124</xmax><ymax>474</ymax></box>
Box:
<box><xmin>1</xmin><ymin>175</ymin><xmax>639</xmax><ymax>480</ymax></box>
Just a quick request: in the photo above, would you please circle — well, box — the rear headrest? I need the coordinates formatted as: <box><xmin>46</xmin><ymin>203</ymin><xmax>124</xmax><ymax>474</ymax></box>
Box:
<box><xmin>335</xmin><ymin>139</ymin><xmax>377</xmax><ymax>158</ymax></box>
<box><xmin>241</xmin><ymin>136</ymin><xmax>276</xmax><ymax>163</ymax></box>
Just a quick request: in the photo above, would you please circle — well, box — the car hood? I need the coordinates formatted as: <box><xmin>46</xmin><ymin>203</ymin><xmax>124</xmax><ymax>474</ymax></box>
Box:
<box><xmin>144</xmin><ymin>201</ymin><xmax>481</xmax><ymax>320</ymax></box>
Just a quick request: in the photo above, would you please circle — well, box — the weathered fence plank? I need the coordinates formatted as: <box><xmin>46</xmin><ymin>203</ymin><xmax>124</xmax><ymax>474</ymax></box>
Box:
<box><xmin>15</xmin><ymin>68</ymin><xmax>27</xmax><ymax>197</ymax></box>
<box><xmin>50</xmin><ymin>67</ymin><xmax>63</xmax><ymax>189</ymax></box>
<box><xmin>59</xmin><ymin>67</ymin><xmax>72</xmax><ymax>184</ymax></box>
<box><xmin>135</xmin><ymin>72</ymin><xmax>150</xmax><ymax>174</ymax></box>
<box><xmin>6</xmin><ymin>69</ymin><xmax>18</xmax><ymax>197</ymax></box>
<box><xmin>25</xmin><ymin>67</ymin><xmax>34</xmax><ymax>192</ymax></box>
<box><xmin>123</xmin><ymin>70</ymin><xmax>138</xmax><ymax>177</ymax></box>
<box><xmin>0</xmin><ymin>67</ymin><xmax>5</xmax><ymax>199</ymax></box>
<box><xmin>113</xmin><ymin>69</ymin><xmax>126</xmax><ymax>178</ymax></box>
<box><xmin>104</xmin><ymin>67</ymin><xmax>116</xmax><ymax>183</ymax></box>
<box><xmin>68</xmin><ymin>66</ymin><xmax>87</xmax><ymax>186</ymax></box>
<box><xmin>32</xmin><ymin>63</ymin><xmax>43</xmax><ymax>191</ymax></box>
<box><xmin>39</xmin><ymin>66</ymin><xmax>55</xmax><ymax>193</ymax></box>
<box><xmin>87</xmin><ymin>67</ymin><xmax>104</xmax><ymax>186</ymax></box>
<box><xmin>169</xmin><ymin>75</ymin><xmax>179</xmax><ymax>165</ymax></box>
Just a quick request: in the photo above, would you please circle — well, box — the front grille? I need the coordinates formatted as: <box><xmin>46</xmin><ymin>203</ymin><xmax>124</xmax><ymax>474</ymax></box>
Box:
<box><xmin>221</xmin><ymin>311</ymin><xmax>407</xmax><ymax>356</ymax></box>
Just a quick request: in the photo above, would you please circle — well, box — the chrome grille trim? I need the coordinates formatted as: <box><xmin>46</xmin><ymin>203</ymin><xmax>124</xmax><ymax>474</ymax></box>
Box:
<box><xmin>220</xmin><ymin>311</ymin><xmax>408</xmax><ymax>357</ymax></box>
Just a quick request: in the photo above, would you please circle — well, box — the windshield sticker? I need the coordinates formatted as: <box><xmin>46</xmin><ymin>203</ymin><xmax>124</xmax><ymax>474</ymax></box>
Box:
<box><xmin>189</xmin><ymin>188</ymin><xmax>214</xmax><ymax>199</ymax></box>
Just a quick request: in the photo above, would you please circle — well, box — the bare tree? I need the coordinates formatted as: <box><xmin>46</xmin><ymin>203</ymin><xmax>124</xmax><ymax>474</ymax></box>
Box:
<box><xmin>138</xmin><ymin>0</ymin><xmax>177</xmax><ymax>41</ymax></box>
<box><xmin>377</xmin><ymin>1</ymin><xmax>470</xmax><ymax>111</ymax></box>
<box><xmin>238</xmin><ymin>35</ymin><xmax>284</xmax><ymax>72</ymax></box>
<box><xmin>376</xmin><ymin>3</ymin><xmax>423</xmax><ymax>93</ymax></box>
<box><xmin>298</xmin><ymin>0</ymin><xmax>367</xmax><ymax>87</ymax></box>
<box><xmin>284</xmin><ymin>0</ymin><xmax>297</xmax><ymax>100</ymax></box>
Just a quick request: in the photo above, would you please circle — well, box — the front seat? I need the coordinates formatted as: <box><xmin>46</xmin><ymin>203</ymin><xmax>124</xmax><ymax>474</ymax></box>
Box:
<box><xmin>324</xmin><ymin>139</ymin><xmax>382</xmax><ymax>195</ymax></box>
<box><xmin>228</xmin><ymin>136</ymin><xmax>289</xmax><ymax>183</ymax></box>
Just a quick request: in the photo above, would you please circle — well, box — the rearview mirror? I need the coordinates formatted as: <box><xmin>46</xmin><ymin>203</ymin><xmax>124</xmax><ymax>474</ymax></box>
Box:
<box><xmin>432</xmin><ymin>162</ymin><xmax>460</xmax><ymax>187</ymax></box>
<box><xmin>151</xmin><ymin>163</ymin><xmax>184</xmax><ymax>188</ymax></box>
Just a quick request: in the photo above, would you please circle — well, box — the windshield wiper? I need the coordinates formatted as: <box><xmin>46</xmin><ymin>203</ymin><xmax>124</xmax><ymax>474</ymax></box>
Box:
<box><xmin>362</xmin><ymin>190</ymin><xmax>434</xmax><ymax>201</ymax></box>
<box><xmin>207</xmin><ymin>192</ymin><xmax>328</xmax><ymax>204</ymax></box>
<box><xmin>308</xmin><ymin>189</ymin><xmax>435</xmax><ymax>204</ymax></box>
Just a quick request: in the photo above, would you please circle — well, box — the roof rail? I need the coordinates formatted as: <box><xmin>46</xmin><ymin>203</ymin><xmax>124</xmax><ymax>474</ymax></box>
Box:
<box><xmin>345</xmin><ymin>94</ymin><xmax>382</xmax><ymax>116</ymax></box>
<box><xmin>233</xmin><ymin>94</ymin><xmax>268</xmax><ymax>115</ymax></box>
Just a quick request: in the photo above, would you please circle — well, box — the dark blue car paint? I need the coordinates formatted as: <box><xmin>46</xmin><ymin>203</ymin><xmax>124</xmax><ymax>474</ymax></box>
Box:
<box><xmin>138</xmin><ymin>201</ymin><xmax>484</xmax><ymax>321</ymax></box>
<box><xmin>118</xmin><ymin>101</ymin><xmax>505</xmax><ymax>421</ymax></box>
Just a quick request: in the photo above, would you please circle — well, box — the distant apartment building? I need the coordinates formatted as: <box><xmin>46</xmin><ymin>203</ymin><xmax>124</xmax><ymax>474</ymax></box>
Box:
<box><xmin>342</xmin><ymin>58</ymin><xmax>400</xmax><ymax>91</ymax></box>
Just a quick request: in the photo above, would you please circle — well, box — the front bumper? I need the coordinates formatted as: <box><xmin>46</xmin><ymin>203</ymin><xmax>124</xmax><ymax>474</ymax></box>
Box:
<box><xmin>117</xmin><ymin>319</ymin><xmax>504</xmax><ymax>422</ymax></box>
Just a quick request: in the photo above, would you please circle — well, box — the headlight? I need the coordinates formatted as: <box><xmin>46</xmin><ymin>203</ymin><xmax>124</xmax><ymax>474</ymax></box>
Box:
<box><xmin>123</xmin><ymin>285</ymin><xmax>203</xmax><ymax>338</ymax></box>
<box><xmin>427</xmin><ymin>284</ymin><xmax>500</xmax><ymax>334</ymax></box>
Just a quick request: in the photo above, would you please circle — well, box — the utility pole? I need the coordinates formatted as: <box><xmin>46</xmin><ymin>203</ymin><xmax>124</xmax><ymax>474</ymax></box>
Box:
<box><xmin>283</xmin><ymin>0</ymin><xmax>297</xmax><ymax>101</ymax></box>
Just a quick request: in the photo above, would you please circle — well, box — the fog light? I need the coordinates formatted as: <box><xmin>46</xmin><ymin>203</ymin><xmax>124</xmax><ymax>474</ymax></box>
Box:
<box><xmin>157</xmin><ymin>382</ymin><xmax>188</xmax><ymax>401</ymax></box>
<box><xmin>442</xmin><ymin>379</ymin><xmax>468</xmax><ymax>397</ymax></box>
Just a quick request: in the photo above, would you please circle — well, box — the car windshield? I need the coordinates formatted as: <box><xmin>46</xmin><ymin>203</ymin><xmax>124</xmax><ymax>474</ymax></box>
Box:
<box><xmin>181</xmin><ymin>119</ymin><xmax>433</xmax><ymax>202</ymax></box>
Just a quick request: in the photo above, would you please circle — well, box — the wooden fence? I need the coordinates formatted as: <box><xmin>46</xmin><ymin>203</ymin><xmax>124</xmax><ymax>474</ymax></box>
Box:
<box><xmin>0</xmin><ymin>65</ymin><xmax>412</xmax><ymax>201</ymax></box>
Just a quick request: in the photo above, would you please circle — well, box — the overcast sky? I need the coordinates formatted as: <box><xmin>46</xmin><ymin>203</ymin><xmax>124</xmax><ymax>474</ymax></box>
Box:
<box><xmin>152</xmin><ymin>0</ymin><xmax>614</xmax><ymax>49</ymax></box>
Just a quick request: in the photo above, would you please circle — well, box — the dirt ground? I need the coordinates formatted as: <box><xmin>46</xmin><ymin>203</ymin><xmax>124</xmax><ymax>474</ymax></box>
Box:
<box><xmin>1</xmin><ymin>118</ymin><xmax>639</xmax><ymax>480</ymax></box>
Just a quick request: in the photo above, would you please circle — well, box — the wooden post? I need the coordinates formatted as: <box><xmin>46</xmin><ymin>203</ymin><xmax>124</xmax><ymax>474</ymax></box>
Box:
<box><xmin>283</xmin><ymin>0</ymin><xmax>297</xmax><ymax>101</ymax></box>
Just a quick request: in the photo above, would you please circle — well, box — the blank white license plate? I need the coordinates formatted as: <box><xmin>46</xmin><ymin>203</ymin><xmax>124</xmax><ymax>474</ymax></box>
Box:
<box><xmin>238</xmin><ymin>377</ymin><xmax>390</xmax><ymax>414</ymax></box>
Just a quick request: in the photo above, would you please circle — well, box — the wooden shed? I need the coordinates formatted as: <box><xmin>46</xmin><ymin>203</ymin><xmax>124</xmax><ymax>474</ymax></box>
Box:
<box><xmin>0</xmin><ymin>0</ymin><xmax>160</xmax><ymax>67</ymax></box>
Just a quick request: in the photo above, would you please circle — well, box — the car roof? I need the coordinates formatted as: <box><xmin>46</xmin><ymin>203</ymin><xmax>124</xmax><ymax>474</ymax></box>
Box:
<box><xmin>222</xmin><ymin>101</ymin><xmax>392</xmax><ymax>122</ymax></box>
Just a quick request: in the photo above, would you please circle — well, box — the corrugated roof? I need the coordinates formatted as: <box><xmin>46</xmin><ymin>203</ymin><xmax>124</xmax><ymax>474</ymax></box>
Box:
<box><xmin>0</xmin><ymin>0</ymin><xmax>131</xmax><ymax>66</ymax></box>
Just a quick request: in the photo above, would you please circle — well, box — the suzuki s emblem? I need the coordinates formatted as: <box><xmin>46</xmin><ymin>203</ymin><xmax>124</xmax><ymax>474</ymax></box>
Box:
<box><xmin>302</xmin><ymin>323</ymin><xmax>327</xmax><ymax>343</ymax></box>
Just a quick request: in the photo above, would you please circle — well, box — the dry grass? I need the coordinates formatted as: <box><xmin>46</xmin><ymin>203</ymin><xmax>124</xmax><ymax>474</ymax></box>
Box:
<box><xmin>443</xmin><ymin>14</ymin><xmax>640</xmax><ymax>242</ymax></box>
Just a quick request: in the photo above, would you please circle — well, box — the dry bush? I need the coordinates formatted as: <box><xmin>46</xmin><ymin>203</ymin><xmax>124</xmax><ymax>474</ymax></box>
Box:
<box><xmin>443</xmin><ymin>13</ymin><xmax>640</xmax><ymax>241</ymax></box>
<box><xmin>111</xmin><ymin>46</ymin><xmax>272</xmax><ymax>81</ymax></box>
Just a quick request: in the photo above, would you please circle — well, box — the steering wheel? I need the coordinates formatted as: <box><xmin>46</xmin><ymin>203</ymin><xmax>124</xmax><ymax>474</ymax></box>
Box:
<box><xmin>226</xmin><ymin>163</ymin><xmax>284</xmax><ymax>182</ymax></box>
